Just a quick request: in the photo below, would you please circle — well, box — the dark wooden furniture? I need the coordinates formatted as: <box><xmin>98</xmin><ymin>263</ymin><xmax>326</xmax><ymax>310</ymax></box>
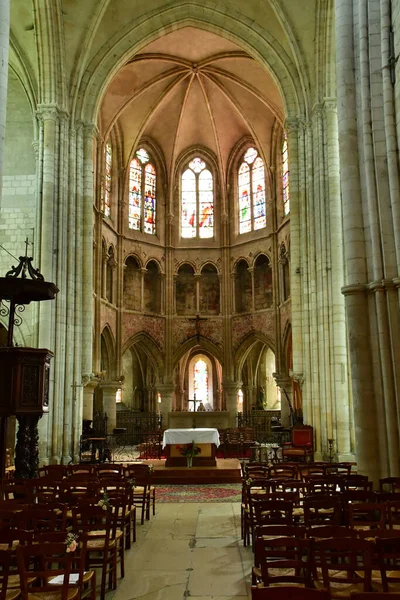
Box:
<box><xmin>282</xmin><ymin>425</ymin><xmax>314</xmax><ymax>462</ymax></box>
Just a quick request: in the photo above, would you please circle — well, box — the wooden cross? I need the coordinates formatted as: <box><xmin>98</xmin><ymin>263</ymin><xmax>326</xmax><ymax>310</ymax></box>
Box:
<box><xmin>188</xmin><ymin>314</ymin><xmax>208</xmax><ymax>341</ymax></box>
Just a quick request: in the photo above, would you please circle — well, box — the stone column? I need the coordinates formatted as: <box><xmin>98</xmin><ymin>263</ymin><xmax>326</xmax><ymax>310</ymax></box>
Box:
<box><xmin>140</xmin><ymin>268</ymin><xmax>146</xmax><ymax>311</ymax></box>
<box><xmin>0</xmin><ymin>0</ymin><xmax>10</xmax><ymax>202</ymax></box>
<box><xmin>273</xmin><ymin>374</ymin><xmax>292</xmax><ymax>428</ymax></box>
<box><xmin>195</xmin><ymin>274</ymin><xmax>201</xmax><ymax>313</ymax></box>
<box><xmin>335</xmin><ymin>0</ymin><xmax>379</xmax><ymax>481</ymax></box>
<box><xmin>223</xmin><ymin>381</ymin><xmax>240</xmax><ymax>427</ymax></box>
<box><xmin>101</xmin><ymin>382</ymin><xmax>120</xmax><ymax>433</ymax></box>
<box><xmin>102</xmin><ymin>249</ymin><xmax>108</xmax><ymax>298</ymax></box>
<box><xmin>157</xmin><ymin>383</ymin><xmax>174</xmax><ymax>429</ymax></box>
<box><xmin>82</xmin><ymin>378</ymin><xmax>99</xmax><ymax>422</ymax></box>
<box><xmin>248</xmin><ymin>267</ymin><xmax>255</xmax><ymax>311</ymax></box>
<box><xmin>323</xmin><ymin>98</ymin><xmax>353</xmax><ymax>461</ymax></box>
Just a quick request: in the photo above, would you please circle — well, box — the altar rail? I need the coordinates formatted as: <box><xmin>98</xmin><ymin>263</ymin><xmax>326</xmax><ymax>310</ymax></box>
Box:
<box><xmin>237</xmin><ymin>410</ymin><xmax>289</xmax><ymax>444</ymax></box>
<box><xmin>116</xmin><ymin>410</ymin><xmax>162</xmax><ymax>443</ymax></box>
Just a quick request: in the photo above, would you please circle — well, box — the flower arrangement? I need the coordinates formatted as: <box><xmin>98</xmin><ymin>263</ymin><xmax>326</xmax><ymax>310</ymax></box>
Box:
<box><xmin>148</xmin><ymin>464</ymin><xmax>154</xmax><ymax>473</ymax></box>
<box><xmin>127</xmin><ymin>478</ymin><xmax>135</xmax><ymax>489</ymax></box>
<box><xmin>65</xmin><ymin>532</ymin><xmax>78</xmax><ymax>553</ymax></box>
<box><xmin>176</xmin><ymin>441</ymin><xmax>202</xmax><ymax>458</ymax></box>
<box><xmin>97</xmin><ymin>491</ymin><xmax>111</xmax><ymax>511</ymax></box>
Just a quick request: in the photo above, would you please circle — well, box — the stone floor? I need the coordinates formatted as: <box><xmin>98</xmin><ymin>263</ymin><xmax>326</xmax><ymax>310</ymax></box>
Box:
<box><xmin>108</xmin><ymin>501</ymin><xmax>253</xmax><ymax>600</ymax></box>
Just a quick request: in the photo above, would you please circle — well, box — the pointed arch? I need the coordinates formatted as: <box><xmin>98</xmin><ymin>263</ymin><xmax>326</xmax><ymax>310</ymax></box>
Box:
<box><xmin>172</xmin><ymin>336</ymin><xmax>224</xmax><ymax>369</ymax></box>
<box><xmin>122</xmin><ymin>331</ymin><xmax>164</xmax><ymax>383</ymax></box>
<box><xmin>234</xmin><ymin>331</ymin><xmax>275</xmax><ymax>381</ymax></box>
<box><xmin>100</xmin><ymin>324</ymin><xmax>116</xmax><ymax>380</ymax></box>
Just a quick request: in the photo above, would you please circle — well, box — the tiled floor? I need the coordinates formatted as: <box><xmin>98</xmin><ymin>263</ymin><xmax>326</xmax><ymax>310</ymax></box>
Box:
<box><xmin>109</xmin><ymin>501</ymin><xmax>253</xmax><ymax>600</ymax></box>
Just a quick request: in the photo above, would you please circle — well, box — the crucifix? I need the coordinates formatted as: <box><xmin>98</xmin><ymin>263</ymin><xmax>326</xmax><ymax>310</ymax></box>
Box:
<box><xmin>188</xmin><ymin>393</ymin><xmax>198</xmax><ymax>428</ymax></box>
<box><xmin>188</xmin><ymin>314</ymin><xmax>208</xmax><ymax>342</ymax></box>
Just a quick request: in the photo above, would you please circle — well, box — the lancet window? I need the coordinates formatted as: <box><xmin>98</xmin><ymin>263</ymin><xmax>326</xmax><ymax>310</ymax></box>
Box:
<box><xmin>128</xmin><ymin>148</ymin><xmax>156</xmax><ymax>234</ymax></box>
<box><xmin>238</xmin><ymin>147</ymin><xmax>266</xmax><ymax>233</ymax></box>
<box><xmin>181</xmin><ymin>157</ymin><xmax>214</xmax><ymax>239</ymax></box>
<box><xmin>103</xmin><ymin>141</ymin><xmax>112</xmax><ymax>217</ymax></box>
<box><xmin>282</xmin><ymin>132</ymin><xmax>290</xmax><ymax>215</ymax></box>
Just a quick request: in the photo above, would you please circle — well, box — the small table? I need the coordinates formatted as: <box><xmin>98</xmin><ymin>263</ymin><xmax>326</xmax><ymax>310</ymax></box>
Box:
<box><xmin>162</xmin><ymin>428</ymin><xmax>220</xmax><ymax>467</ymax></box>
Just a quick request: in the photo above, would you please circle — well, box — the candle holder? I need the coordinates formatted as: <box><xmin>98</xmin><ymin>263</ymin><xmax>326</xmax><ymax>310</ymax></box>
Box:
<box><xmin>327</xmin><ymin>438</ymin><xmax>334</xmax><ymax>463</ymax></box>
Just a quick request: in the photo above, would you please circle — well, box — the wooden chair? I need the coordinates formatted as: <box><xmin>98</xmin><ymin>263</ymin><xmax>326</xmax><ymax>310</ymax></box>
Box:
<box><xmin>379</xmin><ymin>478</ymin><xmax>400</xmax><ymax>494</ymax></box>
<box><xmin>17</xmin><ymin>542</ymin><xmax>85</xmax><ymax>600</ymax></box>
<box><xmin>314</xmin><ymin>537</ymin><xmax>374</xmax><ymax>598</ymax></box>
<box><xmin>34</xmin><ymin>532</ymin><xmax>96</xmax><ymax>600</ymax></box>
<box><xmin>350</xmin><ymin>594</ymin><xmax>400</xmax><ymax>600</ymax></box>
<box><xmin>306</xmin><ymin>525</ymin><xmax>358</xmax><ymax>540</ymax></box>
<box><xmin>72</xmin><ymin>504</ymin><xmax>121</xmax><ymax>600</ymax></box>
<box><xmin>375</xmin><ymin>536</ymin><xmax>400</xmax><ymax>593</ymax></box>
<box><xmin>0</xmin><ymin>548</ymin><xmax>21</xmax><ymax>600</ymax></box>
<box><xmin>269</xmin><ymin>464</ymin><xmax>298</xmax><ymax>480</ymax></box>
<box><xmin>303</xmin><ymin>496</ymin><xmax>344</xmax><ymax>527</ymax></box>
<box><xmin>253</xmin><ymin>536</ymin><xmax>314</xmax><ymax>588</ymax></box>
<box><xmin>103</xmin><ymin>481</ymin><xmax>136</xmax><ymax>548</ymax></box>
<box><xmin>242</xmin><ymin>479</ymin><xmax>274</xmax><ymax>546</ymax></box>
<box><xmin>347</xmin><ymin>502</ymin><xmax>386</xmax><ymax>532</ymax></box>
<box><xmin>326</xmin><ymin>462</ymin><xmax>353</xmax><ymax>476</ymax></box>
<box><xmin>387</xmin><ymin>501</ymin><xmax>400</xmax><ymax>529</ymax></box>
<box><xmin>252</xmin><ymin>586</ymin><xmax>330</xmax><ymax>600</ymax></box>
<box><xmin>282</xmin><ymin>426</ymin><xmax>314</xmax><ymax>463</ymax></box>
<box><xmin>339</xmin><ymin>475</ymin><xmax>373</xmax><ymax>492</ymax></box>
<box><xmin>124</xmin><ymin>464</ymin><xmax>155</xmax><ymax>523</ymax></box>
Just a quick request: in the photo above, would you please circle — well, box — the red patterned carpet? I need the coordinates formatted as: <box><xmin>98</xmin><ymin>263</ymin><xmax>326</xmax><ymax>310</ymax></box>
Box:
<box><xmin>155</xmin><ymin>483</ymin><xmax>242</xmax><ymax>503</ymax></box>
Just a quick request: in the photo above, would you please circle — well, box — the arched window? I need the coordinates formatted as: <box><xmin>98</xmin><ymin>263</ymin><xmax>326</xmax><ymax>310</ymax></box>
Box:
<box><xmin>282</xmin><ymin>131</ymin><xmax>290</xmax><ymax>215</ymax></box>
<box><xmin>181</xmin><ymin>157</ymin><xmax>214</xmax><ymax>239</ymax></box>
<box><xmin>128</xmin><ymin>148</ymin><xmax>156</xmax><ymax>234</ymax></box>
<box><xmin>103</xmin><ymin>141</ymin><xmax>112</xmax><ymax>217</ymax></box>
<box><xmin>238</xmin><ymin>147</ymin><xmax>266</xmax><ymax>233</ymax></box>
<box><xmin>187</xmin><ymin>354</ymin><xmax>213</xmax><ymax>410</ymax></box>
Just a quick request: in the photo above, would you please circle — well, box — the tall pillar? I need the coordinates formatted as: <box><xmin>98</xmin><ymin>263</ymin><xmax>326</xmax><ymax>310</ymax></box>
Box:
<box><xmin>82</xmin><ymin>378</ymin><xmax>99</xmax><ymax>422</ymax></box>
<box><xmin>335</xmin><ymin>0</ymin><xmax>379</xmax><ymax>481</ymax></box>
<box><xmin>157</xmin><ymin>383</ymin><xmax>174</xmax><ymax>429</ymax></box>
<box><xmin>223</xmin><ymin>381</ymin><xmax>240</xmax><ymax>427</ymax></box>
<box><xmin>273</xmin><ymin>374</ymin><xmax>292</xmax><ymax>428</ymax></box>
<box><xmin>0</xmin><ymin>0</ymin><xmax>10</xmax><ymax>202</ymax></box>
<box><xmin>101</xmin><ymin>382</ymin><xmax>120</xmax><ymax>433</ymax></box>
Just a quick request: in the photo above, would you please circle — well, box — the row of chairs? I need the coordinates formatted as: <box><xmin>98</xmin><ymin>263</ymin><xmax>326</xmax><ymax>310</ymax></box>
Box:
<box><xmin>251</xmin><ymin>527</ymin><xmax>400</xmax><ymax>598</ymax></box>
<box><xmin>243</xmin><ymin>461</ymin><xmax>354</xmax><ymax>481</ymax></box>
<box><xmin>242</xmin><ymin>476</ymin><xmax>400</xmax><ymax>547</ymax></box>
<box><xmin>0</xmin><ymin>500</ymin><xmax>127</xmax><ymax>600</ymax></box>
<box><xmin>3</xmin><ymin>462</ymin><xmax>156</xmax><ymax>526</ymax></box>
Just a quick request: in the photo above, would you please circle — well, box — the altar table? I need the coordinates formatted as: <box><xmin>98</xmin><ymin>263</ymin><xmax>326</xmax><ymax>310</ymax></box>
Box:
<box><xmin>162</xmin><ymin>428</ymin><xmax>220</xmax><ymax>467</ymax></box>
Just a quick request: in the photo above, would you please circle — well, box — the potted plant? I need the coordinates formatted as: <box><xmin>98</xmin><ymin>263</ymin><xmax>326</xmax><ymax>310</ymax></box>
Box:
<box><xmin>176</xmin><ymin>440</ymin><xmax>201</xmax><ymax>467</ymax></box>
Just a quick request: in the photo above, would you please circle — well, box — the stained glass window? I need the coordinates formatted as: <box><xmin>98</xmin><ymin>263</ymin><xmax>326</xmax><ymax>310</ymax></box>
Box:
<box><xmin>282</xmin><ymin>131</ymin><xmax>290</xmax><ymax>215</ymax></box>
<box><xmin>104</xmin><ymin>142</ymin><xmax>112</xmax><ymax>217</ymax></box>
<box><xmin>128</xmin><ymin>148</ymin><xmax>156</xmax><ymax>234</ymax></box>
<box><xmin>181</xmin><ymin>157</ymin><xmax>214</xmax><ymax>239</ymax></box>
<box><xmin>238</xmin><ymin>147</ymin><xmax>266</xmax><ymax>233</ymax></box>
<box><xmin>194</xmin><ymin>358</ymin><xmax>208</xmax><ymax>402</ymax></box>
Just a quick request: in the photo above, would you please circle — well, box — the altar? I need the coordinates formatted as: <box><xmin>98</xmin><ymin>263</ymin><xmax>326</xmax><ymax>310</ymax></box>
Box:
<box><xmin>162</xmin><ymin>428</ymin><xmax>220</xmax><ymax>467</ymax></box>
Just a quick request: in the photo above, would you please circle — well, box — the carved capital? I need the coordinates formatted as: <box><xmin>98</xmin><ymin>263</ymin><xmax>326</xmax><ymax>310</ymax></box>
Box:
<box><xmin>290</xmin><ymin>371</ymin><xmax>305</xmax><ymax>388</ymax></box>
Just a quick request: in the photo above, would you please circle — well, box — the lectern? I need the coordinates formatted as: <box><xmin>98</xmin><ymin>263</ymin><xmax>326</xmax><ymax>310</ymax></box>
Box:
<box><xmin>0</xmin><ymin>243</ymin><xmax>58</xmax><ymax>478</ymax></box>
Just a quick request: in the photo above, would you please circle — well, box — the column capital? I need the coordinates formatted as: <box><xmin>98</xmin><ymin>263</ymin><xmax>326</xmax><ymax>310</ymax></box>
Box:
<box><xmin>36</xmin><ymin>104</ymin><xmax>62</xmax><ymax>123</ymax></box>
<box><xmin>157</xmin><ymin>383</ymin><xmax>174</xmax><ymax>395</ymax></box>
<box><xmin>99</xmin><ymin>381</ymin><xmax>122</xmax><ymax>393</ymax></box>
<box><xmin>222</xmin><ymin>380</ymin><xmax>241</xmax><ymax>393</ymax></box>
<box><xmin>82</xmin><ymin>374</ymin><xmax>101</xmax><ymax>390</ymax></box>
<box><xmin>322</xmin><ymin>97</ymin><xmax>337</xmax><ymax>113</ymax></box>
<box><xmin>290</xmin><ymin>371</ymin><xmax>305</xmax><ymax>388</ymax></box>
<box><xmin>341</xmin><ymin>283</ymin><xmax>366</xmax><ymax>296</ymax></box>
<box><xmin>273</xmin><ymin>372</ymin><xmax>292</xmax><ymax>387</ymax></box>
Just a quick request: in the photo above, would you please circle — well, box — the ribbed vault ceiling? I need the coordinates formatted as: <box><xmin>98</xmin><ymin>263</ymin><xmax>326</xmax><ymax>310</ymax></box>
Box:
<box><xmin>100</xmin><ymin>27</ymin><xmax>285</xmax><ymax>178</ymax></box>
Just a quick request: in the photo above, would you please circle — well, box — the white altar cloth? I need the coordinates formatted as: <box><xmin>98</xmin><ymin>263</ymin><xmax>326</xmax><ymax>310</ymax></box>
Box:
<box><xmin>162</xmin><ymin>428</ymin><xmax>220</xmax><ymax>448</ymax></box>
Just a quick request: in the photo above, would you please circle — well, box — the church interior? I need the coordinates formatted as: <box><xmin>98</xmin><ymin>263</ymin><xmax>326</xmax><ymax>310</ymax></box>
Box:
<box><xmin>1</xmin><ymin>0</ymin><xmax>400</xmax><ymax>597</ymax></box>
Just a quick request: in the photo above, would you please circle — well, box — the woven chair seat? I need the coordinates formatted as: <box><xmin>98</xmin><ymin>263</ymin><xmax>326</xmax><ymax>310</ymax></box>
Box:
<box><xmin>27</xmin><ymin>590</ymin><xmax>79</xmax><ymax>600</ymax></box>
